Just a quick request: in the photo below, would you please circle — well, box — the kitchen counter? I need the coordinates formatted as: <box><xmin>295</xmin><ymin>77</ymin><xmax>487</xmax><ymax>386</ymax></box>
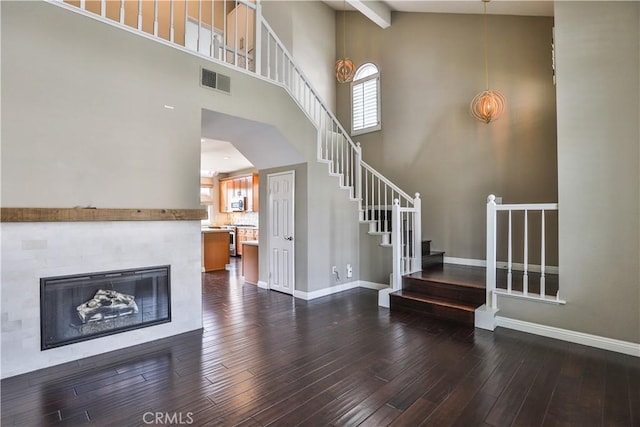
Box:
<box><xmin>202</xmin><ymin>230</ymin><xmax>230</xmax><ymax>271</ymax></box>
<box><xmin>201</xmin><ymin>228</ymin><xmax>231</xmax><ymax>234</ymax></box>
<box><xmin>242</xmin><ymin>240</ymin><xmax>259</xmax><ymax>284</ymax></box>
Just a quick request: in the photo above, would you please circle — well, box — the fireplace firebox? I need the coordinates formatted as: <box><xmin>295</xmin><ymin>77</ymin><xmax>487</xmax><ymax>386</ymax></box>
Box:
<box><xmin>40</xmin><ymin>265</ymin><xmax>171</xmax><ymax>350</ymax></box>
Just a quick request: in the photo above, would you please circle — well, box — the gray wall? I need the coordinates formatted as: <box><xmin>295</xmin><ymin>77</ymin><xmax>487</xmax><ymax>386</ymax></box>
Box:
<box><xmin>259</xmin><ymin>161</ymin><xmax>361</xmax><ymax>294</ymax></box>
<box><xmin>499</xmin><ymin>1</ymin><xmax>640</xmax><ymax>344</ymax></box>
<box><xmin>336</xmin><ymin>11</ymin><xmax>559</xmax><ymax>265</ymax></box>
<box><xmin>262</xmin><ymin>0</ymin><xmax>336</xmax><ymax>111</ymax></box>
<box><xmin>306</xmin><ymin>161</ymin><xmax>361</xmax><ymax>291</ymax></box>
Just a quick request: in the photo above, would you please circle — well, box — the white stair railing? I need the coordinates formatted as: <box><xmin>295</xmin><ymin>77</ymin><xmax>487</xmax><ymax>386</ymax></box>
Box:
<box><xmin>52</xmin><ymin>0</ymin><xmax>422</xmax><ymax>290</ymax></box>
<box><xmin>486</xmin><ymin>194</ymin><xmax>563</xmax><ymax>308</ymax></box>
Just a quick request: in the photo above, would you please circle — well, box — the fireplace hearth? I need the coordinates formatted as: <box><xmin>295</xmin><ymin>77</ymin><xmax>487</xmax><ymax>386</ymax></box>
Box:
<box><xmin>40</xmin><ymin>266</ymin><xmax>171</xmax><ymax>350</ymax></box>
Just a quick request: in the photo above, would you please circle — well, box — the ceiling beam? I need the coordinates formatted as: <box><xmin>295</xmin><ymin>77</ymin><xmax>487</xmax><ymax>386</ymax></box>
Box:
<box><xmin>346</xmin><ymin>0</ymin><xmax>391</xmax><ymax>29</ymax></box>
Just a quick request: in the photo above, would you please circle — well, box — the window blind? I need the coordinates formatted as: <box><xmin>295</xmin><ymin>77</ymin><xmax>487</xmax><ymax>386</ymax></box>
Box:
<box><xmin>352</xmin><ymin>77</ymin><xmax>379</xmax><ymax>132</ymax></box>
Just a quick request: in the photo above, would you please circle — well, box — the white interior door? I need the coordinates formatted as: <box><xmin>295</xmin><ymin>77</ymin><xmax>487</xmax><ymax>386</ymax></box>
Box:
<box><xmin>267</xmin><ymin>171</ymin><xmax>295</xmax><ymax>295</ymax></box>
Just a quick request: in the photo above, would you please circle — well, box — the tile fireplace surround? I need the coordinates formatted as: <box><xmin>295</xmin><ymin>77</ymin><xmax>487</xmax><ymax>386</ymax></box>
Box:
<box><xmin>0</xmin><ymin>218</ymin><xmax>203</xmax><ymax>379</ymax></box>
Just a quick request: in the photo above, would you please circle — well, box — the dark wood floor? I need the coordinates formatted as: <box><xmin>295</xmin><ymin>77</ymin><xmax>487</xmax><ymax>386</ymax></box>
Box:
<box><xmin>2</xmin><ymin>260</ymin><xmax>639</xmax><ymax>426</ymax></box>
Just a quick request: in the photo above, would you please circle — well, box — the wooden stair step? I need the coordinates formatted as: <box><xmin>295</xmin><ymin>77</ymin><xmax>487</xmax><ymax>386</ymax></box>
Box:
<box><xmin>422</xmin><ymin>251</ymin><xmax>444</xmax><ymax>269</ymax></box>
<box><xmin>404</xmin><ymin>264</ymin><xmax>486</xmax><ymax>289</ymax></box>
<box><xmin>389</xmin><ymin>290</ymin><xmax>476</xmax><ymax>325</ymax></box>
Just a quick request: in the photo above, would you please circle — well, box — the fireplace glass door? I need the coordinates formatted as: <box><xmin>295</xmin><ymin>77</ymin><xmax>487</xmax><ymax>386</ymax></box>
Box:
<box><xmin>41</xmin><ymin>265</ymin><xmax>171</xmax><ymax>350</ymax></box>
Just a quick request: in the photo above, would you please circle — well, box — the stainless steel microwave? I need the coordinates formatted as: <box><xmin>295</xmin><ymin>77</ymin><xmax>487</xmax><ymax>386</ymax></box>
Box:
<box><xmin>230</xmin><ymin>197</ymin><xmax>245</xmax><ymax>211</ymax></box>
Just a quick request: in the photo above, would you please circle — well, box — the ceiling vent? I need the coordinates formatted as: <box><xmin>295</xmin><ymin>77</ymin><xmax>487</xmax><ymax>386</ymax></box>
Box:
<box><xmin>200</xmin><ymin>67</ymin><xmax>231</xmax><ymax>94</ymax></box>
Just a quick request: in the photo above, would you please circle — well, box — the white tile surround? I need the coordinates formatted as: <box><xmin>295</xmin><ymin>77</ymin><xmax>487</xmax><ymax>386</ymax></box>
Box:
<box><xmin>0</xmin><ymin>221</ymin><xmax>203</xmax><ymax>379</ymax></box>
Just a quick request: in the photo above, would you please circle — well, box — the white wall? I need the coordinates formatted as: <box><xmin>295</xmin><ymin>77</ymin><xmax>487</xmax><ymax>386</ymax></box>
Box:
<box><xmin>1</xmin><ymin>221</ymin><xmax>202</xmax><ymax>378</ymax></box>
<box><xmin>498</xmin><ymin>1</ymin><xmax>640</xmax><ymax>344</ymax></box>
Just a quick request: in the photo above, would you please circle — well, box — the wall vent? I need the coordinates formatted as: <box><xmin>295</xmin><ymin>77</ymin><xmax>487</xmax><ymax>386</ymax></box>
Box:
<box><xmin>200</xmin><ymin>68</ymin><xmax>231</xmax><ymax>94</ymax></box>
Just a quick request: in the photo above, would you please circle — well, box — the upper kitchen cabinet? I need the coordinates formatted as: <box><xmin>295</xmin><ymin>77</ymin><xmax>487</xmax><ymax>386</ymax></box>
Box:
<box><xmin>218</xmin><ymin>173</ymin><xmax>259</xmax><ymax>212</ymax></box>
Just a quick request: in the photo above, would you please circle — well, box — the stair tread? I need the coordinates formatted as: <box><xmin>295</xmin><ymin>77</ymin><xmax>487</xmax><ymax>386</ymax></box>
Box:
<box><xmin>423</xmin><ymin>251</ymin><xmax>445</xmax><ymax>257</ymax></box>
<box><xmin>405</xmin><ymin>264</ymin><xmax>486</xmax><ymax>290</ymax></box>
<box><xmin>390</xmin><ymin>290</ymin><xmax>477</xmax><ymax>312</ymax></box>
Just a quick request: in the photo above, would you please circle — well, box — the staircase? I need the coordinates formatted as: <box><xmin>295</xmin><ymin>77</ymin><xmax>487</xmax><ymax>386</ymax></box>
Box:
<box><xmin>389</xmin><ymin>241</ymin><xmax>485</xmax><ymax>326</ymax></box>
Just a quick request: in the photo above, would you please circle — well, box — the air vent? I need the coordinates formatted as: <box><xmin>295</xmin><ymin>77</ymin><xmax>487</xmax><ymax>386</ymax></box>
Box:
<box><xmin>200</xmin><ymin>68</ymin><xmax>231</xmax><ymax>94</ymax></box>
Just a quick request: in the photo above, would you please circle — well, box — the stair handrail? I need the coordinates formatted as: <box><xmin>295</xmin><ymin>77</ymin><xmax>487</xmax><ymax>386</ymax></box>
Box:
<box><xmin>259</xmin><ymin>18</ymin><xmax>359</xmax><ymax>152</ymax></box>
<box><xmin>361</xmin><ymin>161</ymin><xmax>413</xmax><ymax>205</ymax></box>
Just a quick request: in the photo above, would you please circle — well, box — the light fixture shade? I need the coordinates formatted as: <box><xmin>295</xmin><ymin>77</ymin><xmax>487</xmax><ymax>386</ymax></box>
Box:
<box><xmin>470</xmin><ymin>90</ymin><xmax>506</xmax><ymax>123</ymax></box>
<box><xmin>335</xmin><ymin>58</ymin><xmax>355</xmax><ymax>83</ymax></box>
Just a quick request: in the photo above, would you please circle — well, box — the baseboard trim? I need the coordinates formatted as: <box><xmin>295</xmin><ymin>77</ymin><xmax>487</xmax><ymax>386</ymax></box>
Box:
<box><xmin>444</xmin><ymin>256</ymin><xmax>486</xmax><ymax>267</ymax></box>
<box><xmin>293</xmin><ymin>280</ymin><xmax>388</xmax><ymax>301</ymax></box>
<box><xmin>257</xmin><ymin>281</ymin><xmax>268</xmax><ymax>289</ymax></box>
<box><xmin>357</xmin><ymin>281</ymin><xmax>389</xmax><ymax>291</ymax></box>
<box><xmin>444</xmin><ymin>256</ymin><xmax>559</xmax><ymax>274</ymax></box>
<box><xmin>496</xmin><ymin>316</ymin><xmax>640</xmax><ymax>357</ymax></box>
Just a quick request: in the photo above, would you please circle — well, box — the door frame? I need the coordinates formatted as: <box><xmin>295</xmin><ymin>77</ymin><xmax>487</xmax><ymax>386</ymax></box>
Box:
<box><xmin>266</xmin><ymin>170</ymin><xmax>295</xmax><ymax>294</ymax></box>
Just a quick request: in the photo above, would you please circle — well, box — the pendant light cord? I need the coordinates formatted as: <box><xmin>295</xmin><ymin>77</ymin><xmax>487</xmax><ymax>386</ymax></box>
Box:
<box><xmin>483</xmin><ymin>1</ymin><xmax>489</xmax><ymax>91</ymax></box>
<box><xmin>343</xmin><ymin>0</ymin><xmax>347</xmax><ymax>58</ymax></box>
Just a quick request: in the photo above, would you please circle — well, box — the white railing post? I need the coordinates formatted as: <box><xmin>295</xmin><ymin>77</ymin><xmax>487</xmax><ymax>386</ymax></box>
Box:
<box><xmin>486</xmin><ymin>194</ymin><xmax>497</xmax><ymax>308</ymax></box>
<box><xmin>391</xmin><ymin>199</ymin><xmax>402</xmax><ymax>290</ymax></box>
<box><xmin>412</xmin><ymin>193</ymin><xmax>422</xmax><ymax>272</ymax></box>
<box><xmin>120</xmin><ymin>0</ymin><xmax>125</xmax><ymax>24</ymax></box>
<box><xmin>169</xmin><ymin>0</ymin><xmax>175</xmax><ymax>42</ymax></box>
<box><xmin>540</xmin><ymin>209</ymin><xmax>546</xmax><ymax>297</ymax></box>
<box><xmin>255</xmin><ymin>0</ymin><xmax>262</xmax><ymax>76</ymax></box>
<box><xmin>137</xmin><ymin>0</ymin><xmax>143</xmax><ymax>30</ymax></box>
<box><xmin>153</xmin><ymin>0</ymin><xmax>158</xmax><ymax>36</ymax></box>
<box><xmin>523</xmin><ymin>209</ymin><xmax>529</xmax><ymax>295</ymax></box>
<box><xmin>356</xmin><ymin>143</ymin><xmax>363</xmax><ymax>218</ymax></box>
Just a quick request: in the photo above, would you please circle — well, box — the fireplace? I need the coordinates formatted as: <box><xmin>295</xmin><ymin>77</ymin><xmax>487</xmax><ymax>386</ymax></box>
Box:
<box><xmin>40</xmin><ymin>265</ymin><xmax>171</xmax><ymax>350</ymax></box>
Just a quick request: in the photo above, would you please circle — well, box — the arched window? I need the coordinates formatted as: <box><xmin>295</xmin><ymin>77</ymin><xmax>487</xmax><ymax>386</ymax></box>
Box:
<box><xmin>351</xmin><ymin>63</ymin><xmax>381</xmax><ymax>135</ymax></box>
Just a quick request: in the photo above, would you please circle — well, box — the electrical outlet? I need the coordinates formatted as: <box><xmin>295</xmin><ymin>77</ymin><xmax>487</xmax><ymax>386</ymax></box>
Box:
<box><xmin>332</xmin><ymin>266</ymin><xmax>337</xmax><ymax>274</ymax></box>
<box><xmin>346</xmin><ymin>264</ymin><xmax>353</xmax><ymax>278</ymax></box>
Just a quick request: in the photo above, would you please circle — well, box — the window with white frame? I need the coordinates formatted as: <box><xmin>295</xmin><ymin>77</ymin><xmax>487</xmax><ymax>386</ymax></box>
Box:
<box><xmin>351</xmin><ymin>63</ymin><xmax>381</xmax><ymax>135</ymax></box>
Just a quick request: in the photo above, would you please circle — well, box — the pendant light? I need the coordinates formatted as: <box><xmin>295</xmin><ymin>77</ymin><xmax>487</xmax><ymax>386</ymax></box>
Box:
<box><xmin>335</xmin><ymin>0</ymin><xmax>355</xmax><ymax>83</ymax></box>
<box><xmin>470</xmin><ymin>0</ymin><xmax>505</xmax><ymax>124</ymax></box>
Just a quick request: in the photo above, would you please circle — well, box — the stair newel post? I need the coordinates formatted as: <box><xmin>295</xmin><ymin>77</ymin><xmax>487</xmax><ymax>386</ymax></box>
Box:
<box><xmin>255</xmin><ymin>0</ymin><xmax>262</xmax><ymax>75</ymax></box>
<box><xmin>486</xmin><ymin>195</ymin><xmax>498</xmax><ymax>308</ymax></box>
<box><xmin>392</xmin><ymin>198</ymin><xmax>402</xmax><ymax>290</ymax></box>
<box><xmin>412</xmin><ymin>193</ymin><xmax>422</xmax><ymax>273</ymax></box>
<box><xmin>355</xmin><ymin>143</ymin><xmax>363</xmax><ymax>219</ymax></box>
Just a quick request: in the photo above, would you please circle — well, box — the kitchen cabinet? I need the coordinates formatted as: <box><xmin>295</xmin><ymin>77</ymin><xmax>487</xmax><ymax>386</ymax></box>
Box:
<box><xmin>236</xmin><ymin>227</ymin><xmax>258</xmax><ymax>256</ymax></box>
<box><xmin>202</xmin><ymin>230</ymin><xmax>230</xmax><ymax>271</ymax></box>
<box><xmin>251</xmin><ymin>174</ymin><xmax>259</xmax><ymax>212</ymax></box>
<box><xmin>218</xmin><ymin>173</ymin><xmax>259</xmax><ymax>213</ymax></box>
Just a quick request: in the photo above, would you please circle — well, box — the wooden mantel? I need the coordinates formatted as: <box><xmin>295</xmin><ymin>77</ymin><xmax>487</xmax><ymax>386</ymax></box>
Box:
<box><xmin>0</xmin><ymin>208</ymin><xmax>207</xmax><ymax>222</ymax></box>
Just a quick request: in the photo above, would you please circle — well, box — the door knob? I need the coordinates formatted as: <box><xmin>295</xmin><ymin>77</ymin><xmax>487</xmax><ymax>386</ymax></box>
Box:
<box><xmin>285</xmin><ymin>236</ymin><xmax>293</xmax><ymax>241</ymax></box>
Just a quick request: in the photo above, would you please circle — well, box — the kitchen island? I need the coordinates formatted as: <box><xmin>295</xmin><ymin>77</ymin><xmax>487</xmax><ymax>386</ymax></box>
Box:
<box><xmin>201</xmin><ymin>229</ymin><xmax>230</xmax><ymax>272</ymax></box>
<box><xmin>241</xmin><ymin>240</ymin><xmax>259</xmax><ymax>284</ymax></box>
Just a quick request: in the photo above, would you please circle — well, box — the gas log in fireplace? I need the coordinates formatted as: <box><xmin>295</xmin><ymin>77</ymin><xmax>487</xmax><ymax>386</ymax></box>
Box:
<box><xmin>40</xmin><ymin>266</ymin><xmax>171</xmax><ymax>350</ymax></box>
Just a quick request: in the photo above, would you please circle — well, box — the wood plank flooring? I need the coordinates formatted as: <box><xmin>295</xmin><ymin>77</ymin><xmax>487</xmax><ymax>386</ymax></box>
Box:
<box><xmin>2</xmin><ymin>260</ymin><xmax>638</xmax><ymax>426</ymax></box>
